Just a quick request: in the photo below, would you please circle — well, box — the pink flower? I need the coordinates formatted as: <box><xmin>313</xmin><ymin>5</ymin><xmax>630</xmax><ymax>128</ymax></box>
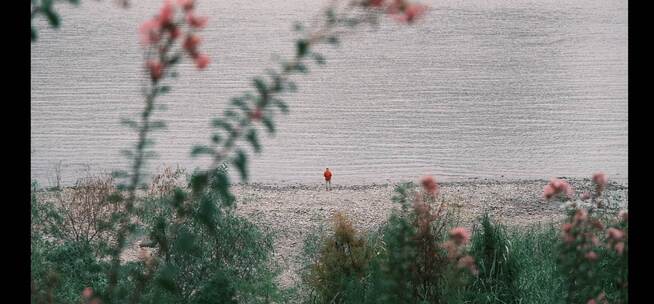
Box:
<box><xmin>544</xmin><ymin>178</ymin><xmax>573</xmax><ymax>200</ymax></box>
<box><xmin>421</xmin><ymin>176</ymin><xmax>438</xmax><ymax>196</ymax></box>
<box><xmin>543</xmin><ymin>185</ymin><xmax>555</xmax><ymax>200</ymax></box>
<box><xmin>574</xmin><ymin>209</ymin><xmax>588</xmax><ymax>223</ymax></box>
<box><xmin>607</xmin><ymin>228</ymin><xmax>624</xmax><ymax>241</ymax></box>
<box><xmin>177</xmin><ymin>0</ymin><xmax>194</xmax><ymax>11</ymax></box>
<box><xmin>194</xmin><ymin>53</ymin><xmax>210</xmax><ymax>69</ymax></box>
<box><xmin>592</xmin><ymin>171</ymin><xmax>608</xmax><ymax>192</ymax></box>
<box><xmin>158</xmin><ymin>1</ymin><xmax>175</xmax><ymax>26</ymax></box>
<box><xmin>440</xmin><ymin>240</ymin><xmax>459</xmax><ymax>259</ymax></box>
<box><xmin>581</xmin><ymin>192</ymin><xmax>591</xmax><ymax>200</ymax></box>
<box><xmin>584</xmin><ymin>251</ymin><xmax>598</xmax><ymax>261</ymax></box>
<box><xmin>183</xmin><ymin>34</ymin><xmax>201</xmax><ymax>52</ymax></box>
<box><xmin>591</xmin><ymin>219</ymin><xmax>604</xmax><ymax>230</ymax></box>
<box><xmin>457</xmin><ymin>255</ymin><xmax>479</xmax><ymax>275</ymax></box>
<box><xmin>587</xmin><ymin>299</ymin><xmax>597</xmax><ymax>304</ymax></box>
<box><xmin>139</xmin><ymin>18</ymin><xmax>162</xmax><ymax>45</ymax></box>
<box><xmin>249</xmin><ymin>108</ymin><xmax>263</xmax><ymax>121</ymax></box>
<box><xmin>186</xmin><ymin>13</ymin><xmax>208</xmax><ymax>28</ymax></box>
<box><xmin>614</xmin><ymin>242</ymin><xmax>625</xmax><ymax>255</ymax></box>
<box><xmin>563</xmin><ymin>234</ymin><xmax>575</xmax><ymax>244</ymax></box>
<box><xmin>147</xmin><ymin>60</ymin><xmax>164</xmax><ymax>81</ymax></box>
<box><xmin>367</xmin><ymin>0</ymin><xmax>385</xmax><ymax>7</ymax></box>
<box><xmin>561</xmin><ymin>223</ymin><xmax>572</xmax><ymax>233</ymax></box>
<box><xmin>449</xmin><ymin>227</ymin><xmax>471</xmax><ymax>245</ymax></box>
<box><xmin>390</xmin><ymin>3</ymin><xmax>428</xmax><ymax>24</ymax></box>
<box><xmin>169</xmin><ymin>26</ymin><xmax>181</xmax><ymax>39</ymax></box>
<box><xmin>82</xmin><ymin>287</ymin><xmax>93</xmax><ymax>299</ymax></box>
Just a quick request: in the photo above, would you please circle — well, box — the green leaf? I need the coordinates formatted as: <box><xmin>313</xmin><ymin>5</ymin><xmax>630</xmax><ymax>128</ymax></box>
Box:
<box><xmin>232</xmin><ymin>150</ymin><xmax>248</xmax><ymax>181</ymax></box>
<box><xmin>120</xmin><ymin>149</ymin><xmax>134</xmax><ymax>158</ymax></box>
<box><xmin>157</xmin><ymin>86</ymin><xmax>171</xmax><ymax>95</ymax></box>
<box><xmin>172</xmin><ymin>187</ymin><xmax>187</xmax><ymax>209</ymax></box>
<box><xmin>326</xmin><ymin>9</ymin><xmax>336</xmax><ymax>25</ymax></box>
<box><xmin>111</xmin><ymin>170</ymin><xmax>129</xmax><ymax>179</ymax></box>
<box><xmin>312</xmin><ymin>53</ymin><xmax>326</xmax><ymax>65</ymax></box>
<box><xmin>212</xmin><ymin>119</ymin><xmax>235</xmax><ymax>134</ymax></box>
<box><xmin>295</xmin><ymin>63</ymin><xmax>308</xmax><ymax>73</ymax></box>
<box><xmin>230</xmin><ymin>97</ymin><xmax>250</xmax><ymax>113</ymax></box>
<box><xmin>262</xmin><ymin>116</ymin><xmax>275</xmax><ymax>134</ymax></box>
<box><xmin>293</xmin><ymin>22</ymin><xmax>304</xmax><ymax>32</ymax></box>
<box><xmin>44</xmin><ymin>9</ymin><xmax>60</xmax><ymax>28</ymax></box>
<box><xmin>197</xmin><ymin>195</ymin><xmax>217</xmax><ymax>231</ymax></box>
<box><xmin>190</xmin><ymin>172</ymin><xmax>209</xmax><ymax>193</ymax></box>
<box><xmin>68</xmin><ymin>0</ymin><xmax>80</xmax><ymax>5</ymax></box>
<box><xmin>272</xmin><ymin>98</ymin><xmax>289</xmax><ymax>114</ymax></box>
<box><xmin>31</xmin><ymin>27</ymin><xmax>38</xmax><ymax>42</ymax></box>
<box><xmin>150</xmin><ymin>120</ymin><xmax>167</xmax><ymax>130</ymax></box>
<box><xmin>120</xmin><ymin>118</ymin><xmax>139</xmax><ymax>129</ymax></box>
<box><xmin>224</xmin><ymin>110</ymin><xmax>239</xmax><ymax>120</ymax></box>
<box><xmin>42</xmin><ymin>0</ymin><xmax>53</xmax><ymax>10</ymax></box>
<box><xmin>296</xmin><ymin>39</ymin><xmax>309</xmax><ymax>58</ymax></box>
<box><xmin>254</xmin><ymin>78</ymin><xmax>268</xmax><ymax>102</ymax></box>
<box><xmin>210</xmin><ymin>170</ymin><xmax>235</xmax><ymax>207</ymax></box>
<box><xmin>191</xmin><ymin>145</ymin><xmax>215</xmax><ymax>157</ymax></box>
<box><xmin>167</xmin><ymin>55</ymin><xmax>181</xmax><ymax>65</ymax></box>
<box><xmin>286</xmin><ymin>81</ymin><xmax>297</xmax><ymax>92</ymax></box>
<box><xmin>266</xmin><ymin>70</ymin><xmax>283</xmax><ymax>92</ymax></box>
<box><xmin>327</xmin><ymin>36</ymin><xmax>340</xmax><ymax>46</ymax></box>
<box><xmin>211</xmin><ymin>134</ymin><xmax>222</xmax><ymax>144</ymax></box>
<box><xmin>245</xmin><ymin>129</ymin><xmax>261</xmax><ymax>153</ymax></box>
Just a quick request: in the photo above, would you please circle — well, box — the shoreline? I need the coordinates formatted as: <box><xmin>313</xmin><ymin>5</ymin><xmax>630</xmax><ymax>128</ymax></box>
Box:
<box><xmin>33</xmin><ymin>177</ymin><xmax>628</xmax><ymax>290</ymax></box>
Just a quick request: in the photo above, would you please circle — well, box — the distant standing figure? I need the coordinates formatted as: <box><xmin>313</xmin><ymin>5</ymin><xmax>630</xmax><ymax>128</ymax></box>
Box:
<box><xmin>324</xmin><ymin>168</ymin><xmax>332</xmax><ymax>191</ymax></box>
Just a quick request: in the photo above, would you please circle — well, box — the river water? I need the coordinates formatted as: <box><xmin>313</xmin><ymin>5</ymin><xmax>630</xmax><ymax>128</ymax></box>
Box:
<box><xmin>31</xmin><ymin>0</ymin><xmax>627</xmax><ymax>186</ymax></box>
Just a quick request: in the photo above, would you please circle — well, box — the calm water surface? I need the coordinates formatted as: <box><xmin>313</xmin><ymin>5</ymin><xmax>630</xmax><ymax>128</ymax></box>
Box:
<box><xmin>31</xmin><ymin>0</ymin><xmax>628</xmax><ymax>186</ymax></box>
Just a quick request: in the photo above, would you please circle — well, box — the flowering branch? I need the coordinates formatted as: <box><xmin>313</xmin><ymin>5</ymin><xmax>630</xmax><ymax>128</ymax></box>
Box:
<box><xmin>105</xmin><ymin>1</ymin><xmax>210</xmax><ymax>300</ymax></box>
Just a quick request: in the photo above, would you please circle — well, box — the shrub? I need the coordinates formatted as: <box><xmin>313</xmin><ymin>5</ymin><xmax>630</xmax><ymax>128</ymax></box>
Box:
<box><xmin>303</xmin><ymin>212</ymin><xmax>373</xmax><ymax>303</ymax></box>
<box><xmin>130</xmin><ymin>175</ymin><xmax>281</xmax><ymax>304</ymax></box>
<box><xmin>32</xmin><ymin>175</ymin><xmax>120</xmax><ymax>257</ymax></box>
<box><xmin>31</xmin><ymin>238</ymin><xmax>108</xmax><ymax>304</ymax></box>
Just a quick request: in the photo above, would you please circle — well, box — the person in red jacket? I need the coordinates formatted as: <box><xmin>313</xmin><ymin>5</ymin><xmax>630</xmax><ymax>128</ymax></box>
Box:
<box><xmin>323</xmin><ymin>168</ymin><xmax>332</xmax><ymax>191</ymax></box>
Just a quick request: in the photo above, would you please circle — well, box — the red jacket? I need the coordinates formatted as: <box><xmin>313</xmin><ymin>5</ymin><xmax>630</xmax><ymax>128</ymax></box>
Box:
<box><xmin>324</xmin><ymin>170</ymin><xmax>332</xmax><ymax>181</ymax></box>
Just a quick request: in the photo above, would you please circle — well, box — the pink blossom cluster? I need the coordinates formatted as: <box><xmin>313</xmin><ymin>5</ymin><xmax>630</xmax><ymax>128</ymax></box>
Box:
<box><xmin>560</xmin><ymin>209</ymin><xmax>606</xmax><ymax>262</ymax></box>
<box><xmin>606</xmin><ymin>227</ymin><xmax>626</xmax><ymax>256</ymax></box>
<box><xmin>81</xmin><ymin>287</ymin><xmax>101</xmax><ymax>304</ymax></box>
<box><xmin>543</xmin><ymin>178</ymin><xmax>573</xmax><ymax>200</ymax></box>
<box><xmin>421</xmin><ymin>175</ymin><xmax>438</xmax><ymax>196</ymax></box>
<box><xmin>363</xmin><ymin>0</ymin><xmax>428</xmax><ymax>24</ymax></box>
<box><xmin>561</xmin><ymin>207</ymin><xmax>628</xmax><ymax>265</ymax></box>
<box><xmin>139</xmin><ymin>0</ymin><xmax>210</xmax><ymax>81</ymax></box>
<box><xmin>441</xmin><ymin>227</ymin><xmax>478</xmax><ymax>276</ymax></box>
<box><xmin>592</xmin><ymin>171</ymin><xmax>608</xmax><ymax>194</ymax></box>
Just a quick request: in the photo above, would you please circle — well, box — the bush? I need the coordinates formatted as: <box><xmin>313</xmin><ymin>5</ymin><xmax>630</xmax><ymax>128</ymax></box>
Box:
<box><xmin>32</xmin><ymin>174</ymin><xmax>120</xmax><ymax>257</ymax></box>
<box><xmin>130</xmin><ymin>173</ymin><xmax>281</xmax><ymax>304</ymax></box>
<box><xmin>31</xmin><ymin>238</ymin><xmax>108</xmax><ymax>304</ymax></box>
<box><xmin>303</xmin><ymin>212</ymin><xmax>373</xmax><ymax>303</ymax></box>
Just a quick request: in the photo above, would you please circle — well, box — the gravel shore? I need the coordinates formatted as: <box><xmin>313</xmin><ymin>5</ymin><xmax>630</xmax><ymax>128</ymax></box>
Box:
<box><xmin>230</xmin><ymin>178</ymin><xmax>628</xmax><ymax>288</ymax></box>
